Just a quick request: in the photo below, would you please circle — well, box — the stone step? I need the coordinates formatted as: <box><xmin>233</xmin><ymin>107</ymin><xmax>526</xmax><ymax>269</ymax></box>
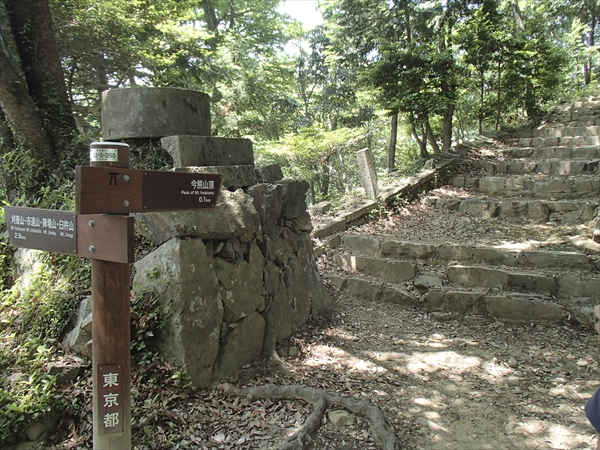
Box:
<box><xmin>428</xmin><ymin>197</ymin><xmax>598</xmax><ymax>223</ymax></box>
<box><xmin>426</xmin><ymin>288</ymin><xmax>565</xmax><ymax>322</ymax></box>
<box><xmin>473</xmin><ymin>158</ymin><xmax>599</xmax><ymax>175</ymax></box>
<box><xmin>447</xmin><ymin>264</ymin><xmax>558</xmax><ymax>295</ymax></box>
<box><xmin>527</xmin><ymin>125</ymin><xmax>600</xmax><ymax>138</ymax></box>
<box><xmin>453</xmin><ymin>174</ymin><xmax>600</xmax><ymax>199</ymax></box>
<box><xmin>332</xmin><ymin>250</ymin><xmax>598</xmax><ymax>299</ymax></box>
<box><xmin>333</xmin><ymin>254</ymin><xmax>417</xmax><ymax>285</ymax></box>
<box><xmin>329</xmin><ymin>275</ymin><xmax>596</xmax><ymax>325</ymax></box>
<box><xmin>447</xmin><ymin>265</ymin><xmax>599</xmax><ymax>300</ymax></box>
<box><xmin>340</xmin><ymin>235</ymin><xmax>596</xmax><ymax>272</ymax></box>
<box><xmin>500</xmin><ymin>146</ymin><xmax>600</xmax><ymax>159</ymax></box>
<box><xmin>518</xmin><ymin>136</ymin><xmax>600</xmax><ymax>147</ymax></box>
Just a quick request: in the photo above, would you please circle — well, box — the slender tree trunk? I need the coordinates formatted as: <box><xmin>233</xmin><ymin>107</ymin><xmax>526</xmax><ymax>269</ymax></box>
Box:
<box><xmin>6</xmin><ymin>0</ymin><xmax>78</xmax><ymax>160</ymax></box>
<box><xmin>479</xmin><ymin>70</ymin><xmax>484</xmax><ymax>134</ymax></box>
<box><xmin>389</xmin><ymin>111</ymin><xmax>398</xmax><ymax>171</ymax></box>
<box><xmin>336</xmin><ymin>148</ymin><xmax>349</xmax><ymax>193</ymax></box>
<box><xmin>512</xmin><ymin>0</ymin><xmax>525</xmax><ymax>31</ymax></box>
<box><xmin>425</xmin><ymin>119</ymin><xmax>440</xmax><ymax>154</ymax></box>
<box><xmin>495</xmin><ymin>60</ymin><xmax>502</xmax><ymax>129</ymax></box>
<box><xmin>411</xmin><ymin>121</ymin><xmax>429</xmax><ymax>159</ymax></box>
<box><xmin>442</xmin><ymin>104</ymin><xmax>454</xmax><ymax>151</ymax></box>
<box><xmin>583</xmin><ymin>14</ymin><xmax>595</xmax><ymax>86</ymax></box>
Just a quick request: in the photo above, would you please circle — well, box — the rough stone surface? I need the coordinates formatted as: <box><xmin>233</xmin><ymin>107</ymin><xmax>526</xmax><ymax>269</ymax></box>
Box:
<box><xmin>215</xmin><ymin>312</ymin><xmax>266</xmax><ymax>380</ymax></box>
<box><xmin>133</xmin><ymin>238</ymin><xmax>223</xmax><ymax>388</ymax></box>
<box><xmin>215</xmin><ymin>256</ymin><xmax>266</xmax><ymax>323</ymax></box>
<box><xmin>101</xmin><ymin>88</ymin><xmax>211</xmax><ymax>139</ymax></box>
<box><xmin>277</xmin><ymin>178</ymin><xmax>309</xmax><ymax>219</ymax></box>
<box><xmin>247</xmin><ymin>183</ymin><xmax>283</xmax><ymax>235</ymax></box>
<box><xmin>134</xmin><ymin>183</ymin><xmax>330</xmax><ymax>387</ymax></box>
<box><xmin>334</xmin><ymin>254</ymin><xmax>416</xmax><ymax>284</ymax></box>
<box><xmin>415</xmin><ymin>274</ymin><xmax>443</xmax><ymax>289</ymax></box>
<box><xmin>255</xmin><ymin>164</ymin><xmax>284</xmax><ymax>183</ymax></box>
<box><xmin>135</xmin><ymin>189</ymin><xmax>260</xmax><ymax>245</ymax></box>
<box><xmin>342</xmin><ymin>234</ymin><xmax>381</xmax><ymax>257</ymax></box>
<box><xmin>161</xmin><ymin>135</ymin><xmax>253</xmax><ymax>168</ymax></box>
<box><xmin>485</xmin><ymin>295</ymin><xmax>564</xmax><ymax>321</ymax></box>
<box><xmin>327</xmin><ymin>410</ymin><xmax>356</xmax><ymax>426</ymax></box>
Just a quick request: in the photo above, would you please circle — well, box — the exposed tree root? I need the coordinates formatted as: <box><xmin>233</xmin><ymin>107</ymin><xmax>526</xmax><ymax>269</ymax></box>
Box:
<box><xmin>220</xmin><ymin>383</ymin><xmax>400</xmax><ymax>450</ymax></box>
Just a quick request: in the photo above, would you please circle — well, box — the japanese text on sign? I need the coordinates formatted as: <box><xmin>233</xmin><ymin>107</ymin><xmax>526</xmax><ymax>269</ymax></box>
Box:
<box><xmin>4</xmin><ymin>207</ymin><xmax>77</xmax><ymax>254</ymax></box>
<box><xmin>98</xmin><ymin>365</ymin><xmax>125</xmax><ymax>434</ymax></box>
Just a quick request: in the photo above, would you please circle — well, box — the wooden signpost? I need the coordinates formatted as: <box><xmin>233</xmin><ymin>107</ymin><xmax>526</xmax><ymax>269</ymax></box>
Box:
<box><xmin>4</xmin><ymin>144</ymin><xmax>221</xmax><ymax>450</ymax></box>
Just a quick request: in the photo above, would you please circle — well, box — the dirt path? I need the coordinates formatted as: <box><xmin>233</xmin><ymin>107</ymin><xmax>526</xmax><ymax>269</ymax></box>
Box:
<box><xmin>254</xmin><ymin>289</ymin><xmax>599</xmax><ymax>450</ymax></box>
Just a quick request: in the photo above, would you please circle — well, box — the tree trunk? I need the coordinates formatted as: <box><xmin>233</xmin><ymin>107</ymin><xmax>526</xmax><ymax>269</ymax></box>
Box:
<box><xmin>442</xmin><ymin>104</ymin><xmax>454</xmax><ymax>151</ymax></box>
<box><xmin>425</xmin><ymin>119</ymin><xmax>440</xmax><ymax>154</ymax></box>
<box><xmin>583</xmin><ymin>13</ymin><xmax>595</xmax><ymax>86</ymax></box>
<box><xmin>0</xmin><ymin>28</ymin><xmax>53</xmax><ymax>168</ymax></box>
<box><xmin>512</xmin><ymin>0</ymin><xmax>525</xmax><ymax>31</ymax></box>
<box><xmin>478</xmin><ymin>70</ymin><xmax>485</xmax><ymax>134</ymax></box>
<box><xmin>495</xmin><ymin>60</ymin><xmax>502</xmax><ymax>129</ymax></box>
<box><xmin>202</xmin><ymin>0</ymin><xmax>219</xmax><ymax>32</ymax></box>
<box><xmin>411</xmin><ymin>121</ymin><xmax>429</xmax><ymax>159</ymax></box>
<box><xmin>6</xmin><ymin>0</ymin><xmax>78</xmax><ymax>160</ymax></box>
<box><xmin>336</xmin><ymin>148</ymin><xmax>349</xmax><ymax>193</ymax></box>
<box><xmin>388</xmin><ymin>111</ymin><xmax>398</xmax><ymax>171</ymax></box>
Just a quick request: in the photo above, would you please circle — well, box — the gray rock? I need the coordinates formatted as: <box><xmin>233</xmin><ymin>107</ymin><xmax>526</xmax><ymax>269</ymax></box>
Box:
<box><xmin>47</xmin><ymin>363</ymin><xmax>81</xmax><ymax>384</ymax></box>
<box><xmin>276</xmin><ymin>178</ymin><xmax>309</xmax><ymax>219</ymax></box>
<box><xmin>334</xmin><ymin>254</ymin><xmax>416</xmax><ymax>284</ymax></box>
<box><xmin>8</xmin><ymin>372</ymin><xmax>29</xmax><ymax>387</ymax></box>
<box><xmin>135</xmin><ymin>189</ymin><xmax>260</xmax><ymax>245</ymax></box>
<box><xmin>380</xmin><ymin>240</ymin><xmax>437</xmax><ymax>260</ymax></box>
<box><xmin>478</xmin><ymin>177</ymin><xmax>505</xmax><ymax>194</ymax></box>
<box><xmin>247</xmin><ymin>184</ymin><xmax>283</xmax><ymax>235</ymax></box>
<box><xmin>255</xmin><ymin>164</ymin><xmax>284</xmax><ymax>183</ymax></box>
<box><xmin>161</xmin><ymin>135</ymin><xmax>254</xmax><ymax>168</ymax></box>
<box><xmin>215</xmin><ymin>312</ymin><xmax>266</xmax><ymax>380</ymax></box>
<box><xmin>214</xmin><ymin>257</ymin><xmax>266</xmax><ymax>323</ymax></box>
<box><xmin>381</xmin><ymin>285</ymin><xmax>418</xmax><ymax>305</ymax></box>
<box><xmin>133</xmin><ymin>238</ymin><xmax>223</xmax><ymax>388</ymax></box>
<box><xmin>458</xmin><ymin>199</ymin><xmax>498</xmax><ymax>218</ymax></box>
<box><xmin>309</xmin><ymin>201</ymin><xmax>332</xmax><ymax>216</ymax></box>
<box><xmin>327</xmin><ymin>410</ymin><xmax>355</xmax><ymax>426</ymax></box>
<box><xmin>415</xmin><ymin>274</ymin><xmax>443</xmax><ymax>289</ymax></box>
<box><xmin>427</xmin><ymin>289</ymin><xmax>486</xmax><ymax>315</ymax></box>
<box><xmin>485</xmin><ymin>295</ymin><xmax>563</xmax><ymax>321</ymax></box>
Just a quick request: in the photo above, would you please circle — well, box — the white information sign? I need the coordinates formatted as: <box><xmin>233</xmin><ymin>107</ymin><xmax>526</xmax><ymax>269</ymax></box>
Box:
<box><xmin>90</xmin><ymin>147</ymin><xmax>119</xmax><ymax>162</ymax></box>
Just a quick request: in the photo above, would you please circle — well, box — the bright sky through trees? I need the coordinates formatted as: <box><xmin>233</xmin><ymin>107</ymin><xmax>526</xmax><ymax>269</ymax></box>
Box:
<box><xmin>278</xmin><ymin>0</ymin><xmax>323</xmax><ymax>30</ymax></box>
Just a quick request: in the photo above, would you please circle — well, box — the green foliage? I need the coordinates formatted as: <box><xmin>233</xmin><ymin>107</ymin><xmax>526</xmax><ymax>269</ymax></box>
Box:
<box><xmin>0</xmin><ymin>251</ymin><xmax>89</xmax><ymax>446</ymax></box>
<box><xmin>130</xmin><ymin>289</ymin><xmax>165</xmax><ymax>366</ymax></box>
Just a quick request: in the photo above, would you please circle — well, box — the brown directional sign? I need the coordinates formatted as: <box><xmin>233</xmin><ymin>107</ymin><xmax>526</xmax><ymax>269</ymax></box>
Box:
<box><xmin>76</xmin><ymin>166</ymin><xmax>143</xmax><ymax>214</ymax></box>
<box><xmin>5</xmin><ymin>207</ymin><xmax>77</xmax><ymax>254</ymax></box>
<box><xmin>3</xmin><ymin>207</ymin><xmax>133</xmax><ymax>263</ymax></box>
<box><xmin>76</xmin><ymin>166</ymin><xmax>222</xmax><ymax>214</ymax></box>
<box><xmin>77</xmin><ymin>215</ymin><xmax>134</xmax><ymax>264</ymax></box>
<box><xmin>143</xmin><ymin>170</ymin><xmax>221</xmax><ymax>211</ymax></box>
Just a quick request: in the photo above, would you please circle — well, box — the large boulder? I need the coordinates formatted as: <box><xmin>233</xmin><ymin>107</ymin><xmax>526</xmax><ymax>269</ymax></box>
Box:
<box><xmin>133</xmin><ymin>238</ymin><xmax>223</xmax><ymax>388</ymax></box>
<box><xmin>135</xmin><ymin>189</ymin><xmax>260</xmax><ymax>245</ymax></box>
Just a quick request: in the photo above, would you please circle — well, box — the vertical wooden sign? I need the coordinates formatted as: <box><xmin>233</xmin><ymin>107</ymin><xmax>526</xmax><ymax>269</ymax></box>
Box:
<box><xmin>90</xmin><ymin>145</ymin><xmax>132</xmax><ymax>450</ymax></box>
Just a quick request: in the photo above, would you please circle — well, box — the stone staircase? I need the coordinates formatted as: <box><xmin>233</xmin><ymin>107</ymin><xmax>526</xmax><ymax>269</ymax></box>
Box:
<box><xmin>322</xmin><ymin>98</ymin><xmax>600</xmax><ymax>327</ymax></box>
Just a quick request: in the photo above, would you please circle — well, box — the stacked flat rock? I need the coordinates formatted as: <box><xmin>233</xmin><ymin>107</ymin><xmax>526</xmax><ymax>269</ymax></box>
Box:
<box><xmin>76</xmin><ymin>87</ymin><xmax>332</xmax><ymax>388</ymax></box>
